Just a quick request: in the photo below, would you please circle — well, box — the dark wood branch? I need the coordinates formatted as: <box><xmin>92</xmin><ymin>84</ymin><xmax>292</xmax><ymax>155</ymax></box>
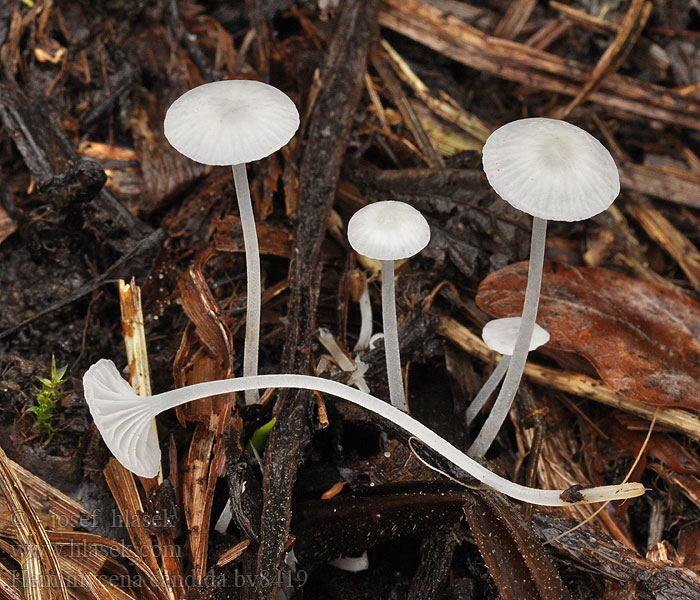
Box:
<box><xmin>252</xmin><ymin>1</ymin><xmax>379</xmax><ymax>597</ymax></box>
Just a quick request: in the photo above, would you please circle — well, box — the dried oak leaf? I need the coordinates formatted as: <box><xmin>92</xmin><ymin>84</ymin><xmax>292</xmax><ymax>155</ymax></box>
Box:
<box><xmin>476</xmin><ymin>262</ymin><xmax>700</xmax><ymax>410</ymax></box>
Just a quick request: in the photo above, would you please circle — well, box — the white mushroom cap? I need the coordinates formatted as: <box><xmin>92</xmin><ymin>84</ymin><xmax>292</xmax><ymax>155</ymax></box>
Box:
<box><xmin>164</xmin><ymin>80</ymin><xmax>300</xmax><ymax>166</ymax></box>
<box><xmin>482</xmin><ymin>317</ymin><xmax>550</xmax><ymax>356</ymax></box>
<box><xmin>83</xmin><ymin>359</ymin><xmax>161</xmax><ymax>478</ymax></box>
<box><xmin>347</xmin><ymin>201</ymin><xmax>430</xmax><ymax>261</ymax></box>
<box><xmin>482</xmin><ymin>118</ymin><xmax>620</xmax><ymax>222</ymax></box>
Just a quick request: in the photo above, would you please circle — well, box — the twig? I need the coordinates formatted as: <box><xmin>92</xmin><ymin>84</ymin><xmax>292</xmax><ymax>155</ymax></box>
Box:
<box><xmin>554</xmin><ymin>0</ymin><xmax>652</xmax><ymax>118</ymax></box>
<box><xmin>437</xmin><ymin>316</ymin><xmax>700</xmax><ymax>440</ymax></box>
<box><xmin>378</xmin><ymin>0</ymin><xmax>700</xmax><ymax>130</ymax></box>
<box><xmin>255</xmin><ymin>2</ymin><xmax>380</xmax><ymax>597</ymax></box>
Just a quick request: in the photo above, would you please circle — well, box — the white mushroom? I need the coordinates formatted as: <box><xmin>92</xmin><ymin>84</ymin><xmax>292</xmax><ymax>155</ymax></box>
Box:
<box><xmin>347</xmin><ymin>201</ymin><xmax>430</xmax><ymax>412</ymax></box>
<box><xmin>164</xmin><ymin>80</ymin><xmax>299</xmax><ymax>405</ymax></box>
<box><xmin>465</xmin><ymin>318</ymin><xmax>549</xmax><ymax>428</ymax></box>
<box><xmin>83</xmin><ymin>358</ymin><xmax>644</xmax><ymax>506</ymax></box>
<box><xmin>481</xmin><ymin>317</ymin><xmax>550</xmax><ymax>356</ymax></box>
<box><xmin>83</xmin><ymin>358</ymin><xmax>161</xmax><ymax>478</ymax></box>
<box><xmin>471</xmin><ymin>118</ymin><xmax>619</xmax><ymax>457</ymax></box>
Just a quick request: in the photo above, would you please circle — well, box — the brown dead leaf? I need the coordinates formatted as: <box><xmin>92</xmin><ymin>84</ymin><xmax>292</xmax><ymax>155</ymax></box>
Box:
<box><xmin>177</xmin><ymin>258</ymin><xmax>234</xmax><ymax>373</ymax></box>
<box><xmin>608</xmin><ymin>419</ymin><xmax>700</xmax><ymax>475</ymax></box>
<box><xmin>476</xmin><ymin>262</ymin><xmax>700</xmax><ymax>410</ymax></box>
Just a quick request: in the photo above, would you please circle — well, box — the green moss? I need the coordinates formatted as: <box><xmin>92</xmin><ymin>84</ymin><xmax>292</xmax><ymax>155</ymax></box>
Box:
<box><xmin>27</xmin><ymin>356</ymin><xmax>67</xmax><ymax>442</ymax></box>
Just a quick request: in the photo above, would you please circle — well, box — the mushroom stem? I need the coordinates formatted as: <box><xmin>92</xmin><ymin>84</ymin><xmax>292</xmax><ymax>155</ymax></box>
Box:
<box><xmin>465</xmin><ymin>355</ymin><xmax>510</xmax><ymax>427</ymax></box>
<box><xmin>84</xmin><ymin>359</ymin><xmax>644</xmax><ymax>506</ymax></box>
<box><xmin>381</xmin><ymin>260</ymin><xmax>407</xmax><ymax>412</ymax></box>
<box><xmin>232</xmin><ymin>163</ymin><xmax>261</xmax><ymax>405</ymax></box>
<box><xmin>353</xmin><ymin>279</ymin><xmax>373</xmax><ymax>353</ymax></box>
<box><xmin>469</xmin><ymin>216</ymin><xmax>548</xmax><ymax>457</ymax></box>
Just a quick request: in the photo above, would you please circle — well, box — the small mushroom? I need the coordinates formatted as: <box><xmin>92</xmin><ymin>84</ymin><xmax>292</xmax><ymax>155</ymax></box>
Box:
<box><xmin>465</xmin><ymin>318</ymin><xmax>549</xmax><ymax>431</ymax></box>
<box><xmin>83</xmin><ymin>358</ymin><xmax>644</xmax><ymax>505</ymax></box>
<box><xmin>471</xmin><ymin>118</ymin><xmax>619</xmax><ymax>457</ymax></box>
<box><xmin>347</xmin><ymin>201</ymin><xmax>430</xmax><ymax>412</ymax></box>
<box><xmin>481</xmin><ymin>317</ymin><xmax>550</xmax><ymax>356</ymax></box>
<box><xmin>165</xmin><ymin>80</ymin><xmax>299</xmax><ymax>405</ymax></box>
<box><xmin>83</xmin><ymin>358</ymin><xmax>161</xmax><ymax>478</ymax></box>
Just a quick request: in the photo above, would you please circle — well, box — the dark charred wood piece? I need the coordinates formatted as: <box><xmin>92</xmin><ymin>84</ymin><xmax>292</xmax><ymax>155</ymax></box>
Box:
<box><xmin>408</xmin><ymin>527</ymin><xmax>458</xmax><ymax>600</ymax></box>
<box><xmin>252</xmin><ymin>2</ymin><xmax>379</xmax><ymax>598</ymax></box>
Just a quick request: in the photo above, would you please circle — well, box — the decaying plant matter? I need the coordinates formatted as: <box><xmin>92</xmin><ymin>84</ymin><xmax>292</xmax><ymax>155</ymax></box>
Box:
<box><xmin>2</xmin><ymin>1</ymin><xmax>700</xmax><ymax>599</ymax></box>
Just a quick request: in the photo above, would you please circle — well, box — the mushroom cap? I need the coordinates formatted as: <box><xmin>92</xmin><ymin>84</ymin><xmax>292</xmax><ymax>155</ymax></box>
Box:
<box><xmin>482</xmin><ymin>317</ymin><xmax>550</xmax><ymax>355</ymax></box>
<box><xmin>482</xmin><ymin>118</ymin><xmax>620</xmax><ymax>222</ymax></box>
<box><xmin>83</xmin><ymin>359</ymin><xmax>161</xmax><ymax>478</ymax></box>
<box><xmin>164</xmin><ymin>80</ymin><xmax>300</xmax><ymax>166</ymax></box>
<box><xmin>347</xmin><ymin>201</ymin><xmax>431</xmax><ymax>261</ymax></box>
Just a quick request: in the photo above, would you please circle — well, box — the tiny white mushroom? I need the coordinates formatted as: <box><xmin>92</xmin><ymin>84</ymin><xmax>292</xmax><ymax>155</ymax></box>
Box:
<box><xmin>347</xmin><ymin>201</ymin><xmax>430</xmax><ymax>412</ymax></box>
<box><xmin>482</xmin><ymin>317</ymin><xmax>550</xmax><ymax>356</ymax></box>
<box><xmin>165</xmin><ymin>80</ymin><xmax>299</xmax><ymax>405</ymax></box>
<box><xmin>471</xmin><ymin>118</ymin><xmax>619</xmax><ymax>457</ymax></box>
<box><xmin>83</xmin><ymin>358</ymin><xmax>644</xmax><ymax>506</ymax></box>
<box><xmin>329</xmin><ymin>551</ymin><xmax>369</xmax><ymax>572</ymax></box>
<box><xmin>465</xmin><ymin>318</ymin><xmax>549</xmax><ymax>429</ymax></box>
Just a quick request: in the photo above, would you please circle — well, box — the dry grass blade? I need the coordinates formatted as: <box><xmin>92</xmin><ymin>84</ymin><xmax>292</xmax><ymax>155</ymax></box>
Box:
<box><xmin>103</xmin><ymin>460</ymin><xmax>170</xmax><ymax>600</ymax></box>
<box><xmin>0</xmin><ymin>445</ymin><xmax>68</xmax><ymax>600</ymax></box>
<box><xmin>0</xmin><ymin>458</ymin><xmax>166</xmax><ymax>600</ymax></box>
<box><xmin>625</xmin><ymin>197</ymin><xmax>700</xmax><ymax>293</ymax></box>
<box><xmin>0</xmin><ymin>536</ymin><xmax>133</xmax><ymax>600</ymax></box>
<box><xmin>380</xmin><ymin>39</ymin><xmax>491</xmax><ymax>143</ymax></box>
<box><xmin>555</xmin><ymin>0</ymin><xmax>652</xmax><ymax>118</ymax></box>
<box><xmin>183</xmin><ymin>426</ymin><xmax>225</xmax><ymax>584</ymax></box>
<box><xmin>47</xmin><ymin>531</ymin><xmax>162</xmax><ymax>596</ymax></box>
<box><xmin>119</xmin><ymin>278</ymin><xmax>154</xmax><ymax>398</ymax></box>
<box><xmin>649</xmin><ymin>465</ymin><xmax>700</xmax><ymax>512</ymax></box>
<box><xmin>0</xmin><ymin>558</ymin><xmax>24</xmax><ymax>600</ymax></box>
<box><xmin>619</xmin><ymin>163</ymin><xmax>700</xmax><ymax>209</ymax></box>
<box><xmin>543</xmin><ymin>409</ymin><xmax>658</xmax><ymax>547</ymax></box>
<box><xmin>214</xmin><ymin>540</ymin><xmax>251</xmax><ymax>568</ymax></box>
<box><xmin>183</xmin><ymin>425</ymin><xmax>215</xmax><ymax>582</ymax></box>
<box><xmin>549</xmin><ymin>1</ymin><xmax>617</xmax><ymax>35</ymax></box>
<box><xmin>493</xmin><ymin>0</ymin><xmax>536</xmax><ymax>40</ymax></box>
<box><xmin>21</xmin><ymin>546</ymin><xmax>41</xmax><ymax>600</ymax></box>
<box><xmin>602</xmin><ymin>205</ymin><xmax>683</xmax><ymax>291</ymax></box>
<box><xmin>51</xmin><ymin>558</ymin><xmax>125</xmax><ymax>600</ymax></box>
<box><xmin>8</xmin><ymin>458</ymin><xmax>86</xmax><ymax>529</ymax></box>
<box><xmin>437</xmin><ymin>316</ymin><xmax>700</xmax><ymax>440</ymax></box>
<box><xmin>370</xmin><ymin>47</ymin><xmax>444</xmax><ymax>168</ymax></box>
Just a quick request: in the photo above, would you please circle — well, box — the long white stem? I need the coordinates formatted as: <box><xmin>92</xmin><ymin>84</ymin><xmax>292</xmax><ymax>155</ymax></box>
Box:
<box><xmin>465</xmin><ymin>355</ymin><xmax>510</xmax><ymax>427</ymax></box>
<box><xmin>381</xmin><ymin>260</ymin><xmax>407</xmax><ymax>412</ymax></box>
<box><xmin>469</xmin><ymin>217</ymin><xmax>548</xmax><ymax>457</ymax></box>
<box><xmin>232</xmin><ymin>163</ymin><xmax>260</xmax><ymax>405</ymax></box>
<box><xmin>137</xmin><ymin>371</ymin><xmax>642</xmax><ymax>506</ymax></box>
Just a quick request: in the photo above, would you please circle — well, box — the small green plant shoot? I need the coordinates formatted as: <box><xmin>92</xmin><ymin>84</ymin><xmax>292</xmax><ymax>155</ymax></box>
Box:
<box><xmin>28</xmin><ymin>356</ymin><xmax>68</xmax><ymax>441</ymax></box>
<box><xmin>246</xmin><ymin>417</ymin><xmax>277</xmax><ymax>455</ymax></box>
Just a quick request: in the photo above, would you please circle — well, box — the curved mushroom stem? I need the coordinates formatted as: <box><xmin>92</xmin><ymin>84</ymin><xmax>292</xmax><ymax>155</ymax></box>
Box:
<box><xmin>232</xmin><ymin>163</ymin><xmax>261</xmax><ymax>405</ymax></box>
<box><xmin>469</xmin><ymin>217</ymin><xmax>548</xmax><ymax>457</ymax></box>
<box><xmin>381</xmin><ymin>260</ymin><xmax>407</xmax><ymax>412</ymax></box>
<box><xmin>465</xmin><ymin>355</ymin><xmax>510</xmax><ymax>427</ymax></box>
<box><xmin>353</xmin><ymin>279</ymin><xmax>373</xmax><ymax>353</ymax></box>
<box><xmin>84</xmin><ymin>360</ymin><xmax>643</xmax><ymax>506</ymax></box>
